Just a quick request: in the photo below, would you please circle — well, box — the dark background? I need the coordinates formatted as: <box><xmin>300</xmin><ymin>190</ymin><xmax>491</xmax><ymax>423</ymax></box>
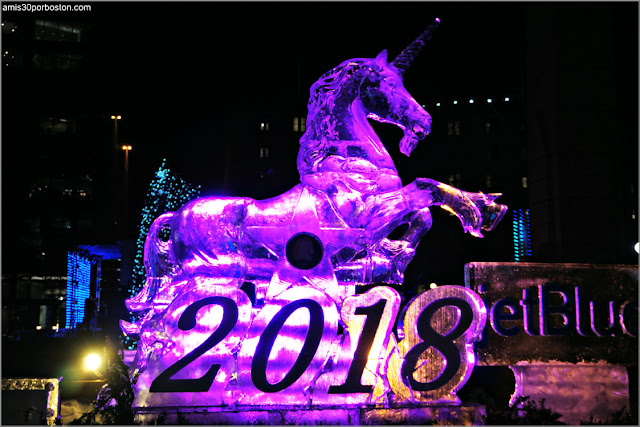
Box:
<box><xmin>3</xmin><ymin>2</ymin><xmax>528</xmax><ymax>192</ymax></box>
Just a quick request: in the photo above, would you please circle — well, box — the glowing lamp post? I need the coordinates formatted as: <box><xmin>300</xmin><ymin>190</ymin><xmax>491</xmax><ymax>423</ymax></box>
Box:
<box><xmin>84</xmin><ymin>353</ymin><xmax>102</xmax><ymax>372</ymax></box>
<box><xmin>122</xmin><ymin>144</ymin><xmax>132</xmax><ymax>173</ymax></box>
<box><xmin>121</xmin><ymin>144</ymin><xmax>132</xmax><ymax>237</ymax></box>
<box><xmin>111</xmin><ymin>115</ymin><xmax>122</xmax><ymax>150</ymax></box>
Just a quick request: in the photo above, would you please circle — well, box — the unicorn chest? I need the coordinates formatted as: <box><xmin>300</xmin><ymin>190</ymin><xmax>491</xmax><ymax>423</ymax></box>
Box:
<box><xmin>323</xmin><ymin>142</ymin><xmax>397</xmax><ymax>171</ymax></box>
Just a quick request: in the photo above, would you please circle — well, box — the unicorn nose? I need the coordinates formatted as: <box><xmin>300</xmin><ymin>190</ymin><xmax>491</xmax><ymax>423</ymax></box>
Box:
<box><xmin>413</xmin><ymin>124</ymin><xmax>429</xmax><ymax>139</ymax></box>
<box><xmin>413</xmin><ymin>114</ymin><xmax>431</xmax><ymax>138</ymax></box>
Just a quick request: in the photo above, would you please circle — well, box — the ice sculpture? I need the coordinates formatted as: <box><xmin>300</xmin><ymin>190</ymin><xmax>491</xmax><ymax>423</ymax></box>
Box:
<box><xmin>122</xmin><ymin>19</ymin><xmax>506</xmax><ymax>409</ymax></box>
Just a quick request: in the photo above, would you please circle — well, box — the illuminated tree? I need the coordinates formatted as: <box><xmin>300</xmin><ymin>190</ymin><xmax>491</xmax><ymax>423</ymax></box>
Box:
<box><xmin>123</xmin><ymin>159</ymin><xmax>200</xmax><ymax>349</ymax></box>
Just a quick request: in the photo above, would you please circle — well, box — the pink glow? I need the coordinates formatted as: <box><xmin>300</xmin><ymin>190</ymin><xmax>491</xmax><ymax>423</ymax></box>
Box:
<box><xmin>122</xmin><ymin>24</ymin><xmax>505</xmax><ymax>410</ymax></box>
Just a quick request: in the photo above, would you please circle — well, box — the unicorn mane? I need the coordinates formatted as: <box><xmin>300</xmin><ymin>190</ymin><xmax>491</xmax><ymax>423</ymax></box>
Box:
<box><xmin>297</xmin><ymin>56</ymin><xmax>390</xmax><ymax>177</ymax></box>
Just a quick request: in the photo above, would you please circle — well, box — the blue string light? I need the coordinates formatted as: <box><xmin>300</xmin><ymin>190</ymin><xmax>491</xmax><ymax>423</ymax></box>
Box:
<box><xmin>122</xmin><ymin>159</ymin><xmax>201</xmax><ymax>349</ymax></box>
<box><xmin>66</xmin><ymin>252</ymin><xmax>92</xmax><ymax>328</ymax></box>
<box><xmin>512</xmin><ymin>209</ymin><xmax>532</xmax><ymax>262</ymax></box>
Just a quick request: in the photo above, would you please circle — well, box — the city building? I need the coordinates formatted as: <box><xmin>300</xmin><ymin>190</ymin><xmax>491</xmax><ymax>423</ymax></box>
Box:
<box><xmin>2</xmin><ymin>11</ymin><xmax>128</xmax><ymax>337</ymax></box>
<box><xmin>524</xmin><ymin>5</ymin><xmax>638</xmax><ymax>264</ymax></box>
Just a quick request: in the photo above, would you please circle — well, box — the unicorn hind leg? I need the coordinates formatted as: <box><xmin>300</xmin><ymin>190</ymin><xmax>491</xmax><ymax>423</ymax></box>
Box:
<box><xmin>370</xmin><ymin>208</ymin><xmax>433</xmax><ymax>284</ymax></box>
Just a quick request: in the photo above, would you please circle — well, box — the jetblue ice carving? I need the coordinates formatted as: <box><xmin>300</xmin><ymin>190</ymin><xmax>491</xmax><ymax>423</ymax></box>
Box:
<box><xmin>122</xmin><ymin>20</ymin><xmax>506</xmax><ymax>409</ymax></box>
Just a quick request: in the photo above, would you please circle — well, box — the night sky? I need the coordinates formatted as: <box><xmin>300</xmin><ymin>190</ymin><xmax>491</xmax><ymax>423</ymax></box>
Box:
<box><xmin>104</xmin><ymin>2</ymin><xmax>525</xmax><ymax>189</ymax></box>
<box><xmin>3</xmin><ymin>2</ymin><xmax>527</xmax><ymax>193</ymax></box>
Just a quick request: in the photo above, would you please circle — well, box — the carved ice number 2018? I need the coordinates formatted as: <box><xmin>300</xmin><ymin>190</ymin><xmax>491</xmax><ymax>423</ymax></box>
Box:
<box><xmin>142</xmin><ymin>284</ymin><xmax>485</xmax><ymax>406</ymax></box>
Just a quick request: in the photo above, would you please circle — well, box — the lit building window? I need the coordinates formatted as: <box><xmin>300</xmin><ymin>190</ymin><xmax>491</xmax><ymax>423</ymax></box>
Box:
<box><xmin>486</xmin><ymin>175</ymin><xmax>492</xmax><ymax>188</ymax></box>
<box><xmin>448</xmin><ymin>174</ymin><xmax>455</xmax><ymax>186</ymax></box>
<box><xmin>40</xmin><ymin>117</ymin><xmax>75</xmax><ymax>134</ymax></box>
<box><xmin>259</xmin><ymin>147</ymin><xmax>269</xmax><ymax>158</ymax></box>
<box><xmin>447</xmin><ymin>121</ymin><xmax>453</xmax><ymax>136</ymax></box>
<box><xmin>293</xmin><ymin>117</ymin><xmax>306</xmax><ymax>132</ymax></box>
<box><xmin>34</xmin><ymin>20</ymin><xmax>84</xmax><ymax>42</ymax></box>
<box><xmin>522</xmin><ymin>176</ymin><xmax>528</xmax><ymax>188</ymax></box>
<box><xmin>484</xmin><ymin>121</ymin><xmax>491</xmax><ymax>136</ymax></box>
<box><xmin>454</xmin><ymin>120</ymin><xmax>461</xmax><ymax>136</ymax></box>
<box><xmin>2</xmin><ymin>21</ymin><xmax>18</xmax><ymax>35</ymax></box>
<box><xmin>33</xmin><ymin>52</ymin><xmax>83</xmax><ymax>71</ymax></box>
<box><xmin>2</xmin><ymin>48</ymin><xmax>22</xmax><ymax>68</ymax></box>
<box><xmin>260</xmin><ymin>122</ymin><xmax>269</xmax><ymax>131</ymax></box>
<box><xmin>513</xmin><ymin>209</ymin><xmax>532</xmax><ymax>262</ymax></box>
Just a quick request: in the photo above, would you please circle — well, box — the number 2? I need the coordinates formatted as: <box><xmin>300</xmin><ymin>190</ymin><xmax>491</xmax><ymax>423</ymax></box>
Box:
<box><xmin>136</xmin><ymin>282</ymin><xmax>252</xmax><ymax>407</ymax></box>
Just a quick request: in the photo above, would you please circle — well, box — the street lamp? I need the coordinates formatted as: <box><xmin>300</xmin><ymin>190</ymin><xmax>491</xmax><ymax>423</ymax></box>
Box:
<box><xmin>121</xmin><ymin>143</ymin><xmax>132</xmax><ymax>238</ymax></box>
<box><xmin>110</xmin><ymin>115</ymin><xmax>122</xmax><ymax>150</ymax></box>
<box><xmin>122</xmin><ymin>145</ymin><xmax>132</xmax><ymax>173</ymax></box>
<box><xmin>84</xmin><ymin>353</ymin><xmax>102</xmax><ymax>371</ymax></box>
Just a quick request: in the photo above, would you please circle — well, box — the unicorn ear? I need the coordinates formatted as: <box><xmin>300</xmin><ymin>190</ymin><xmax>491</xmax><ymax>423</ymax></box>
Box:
<box><xmin>375</xmin><ymin>49</ymin><xmax>388</xmax><ymax>64</ymax></box>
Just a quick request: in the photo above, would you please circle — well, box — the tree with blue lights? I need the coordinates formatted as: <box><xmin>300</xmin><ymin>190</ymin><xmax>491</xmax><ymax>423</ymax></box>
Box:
<box><xmin>123</xmin><ymin>159</ymin><xmax>200</xmax><ymax>349</ymax></box>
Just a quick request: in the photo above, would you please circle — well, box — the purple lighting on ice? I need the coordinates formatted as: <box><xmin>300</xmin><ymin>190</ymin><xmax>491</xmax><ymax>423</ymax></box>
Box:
<box><xmin>121</xmin><ymin>22</ymin><xmax>506</xmax><ymax>410</ymax></box>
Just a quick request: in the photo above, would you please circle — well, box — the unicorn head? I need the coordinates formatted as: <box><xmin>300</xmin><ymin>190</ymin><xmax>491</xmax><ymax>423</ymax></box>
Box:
<box><xmin>298</xmin><ymin>20</ymin><xmax>439</xmax><ymax>178</ymax></box>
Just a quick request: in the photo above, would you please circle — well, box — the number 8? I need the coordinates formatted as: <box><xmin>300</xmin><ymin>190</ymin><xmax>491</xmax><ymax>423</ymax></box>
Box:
<box><xmin>387</xmin><ymin>286</ymin><xmax>486</xmax><ymax>404</ymax></box>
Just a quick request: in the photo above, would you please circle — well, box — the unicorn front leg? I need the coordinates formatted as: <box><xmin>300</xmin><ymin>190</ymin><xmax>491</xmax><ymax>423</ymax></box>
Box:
<box><xmin>403</xmin><ymin>177</ymin><xmax>507</xmax><ymax>237</ymax></box>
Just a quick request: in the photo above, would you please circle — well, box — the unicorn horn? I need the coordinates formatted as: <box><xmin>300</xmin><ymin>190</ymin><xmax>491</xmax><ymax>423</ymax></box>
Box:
<box><xmin>391</xmin><ymin>17</ymin><xmax>441</xmax><ymax>75</ymax></box>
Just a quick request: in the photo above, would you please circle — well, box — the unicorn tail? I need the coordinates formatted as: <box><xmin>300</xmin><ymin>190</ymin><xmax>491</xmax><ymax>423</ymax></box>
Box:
<box><xmin>124</xmin><ymin>212</ymin><xmax>175</xmax><ymax>316</ymax></box>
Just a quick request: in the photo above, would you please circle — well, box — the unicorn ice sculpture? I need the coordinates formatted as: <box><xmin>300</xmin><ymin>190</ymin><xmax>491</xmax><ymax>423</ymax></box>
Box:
<box><xmin>122</xmin><ymin>20</ymin><xmax>506</xmax><ymax>408</ymax></box>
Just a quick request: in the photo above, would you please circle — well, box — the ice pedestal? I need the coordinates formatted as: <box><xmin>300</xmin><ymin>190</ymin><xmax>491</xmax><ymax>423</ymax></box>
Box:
<box><xmin>133</xmin><ymin>403</ymin><xmax>487</xmax><ymax>425</ymax></box>
<box><xmin>2</xmin><ymin>378</ymin><xmax>61</xmax><ymax>425</ymax></box>
<box><xmin>510</xmin><ymin>363</ymin><xmax>630</xmax><ymax>424</ymax></box>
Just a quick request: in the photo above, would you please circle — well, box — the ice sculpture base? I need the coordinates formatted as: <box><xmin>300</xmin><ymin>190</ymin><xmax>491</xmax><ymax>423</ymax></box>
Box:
<box><xmin>510</xmin><ymin>363</ymin><xmax>630</xmax><ymax>425</ymax></box>
<box><xmin>134</xmin><ymin>403</ymin><xmax>487</xmax><ymax>425</ymax></box>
